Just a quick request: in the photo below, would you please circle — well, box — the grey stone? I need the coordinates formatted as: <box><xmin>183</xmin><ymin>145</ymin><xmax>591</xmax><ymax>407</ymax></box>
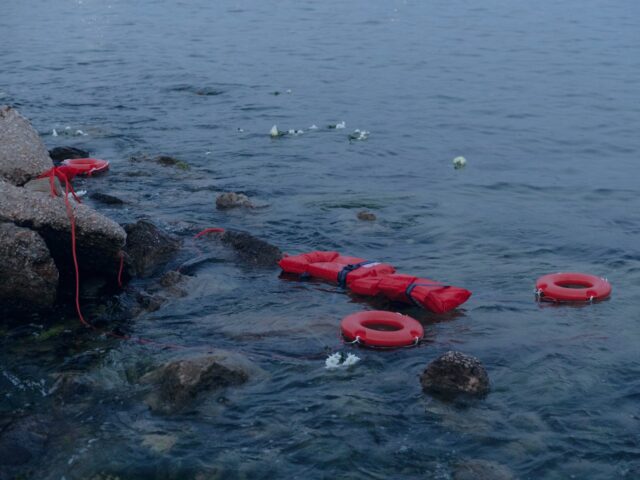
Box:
<box><xmin>215</xmin><ymin>192</ymin><xmax>254</xmax><ymax>209</ymax></box>
<box><xmin>220</xmin><ymin>230</ymin><xmax>283</xmax><ymax>267</ymax></box>
<box><xmin>0</xmin><ymin>179</ymin><xmax>126</xmax><ymax>277</ymax></box>
<box><xmin>124</xmin><ymin>220</ymin><xmax>181</xmax><ymax>277</ymax></box>
<box><xmin>357</xmin><ymin>210</ymin><xmax>376</xmax><ymax>221</ymax></box>
<box><xmin>420</xmin><ymin>351</ymin><xmax>490</xmax><ymax>397</ymax></box>
<box><xmin>0</xmin><ymin>223</ymin><xmax>58</xmax><ymax>312</ymax></box>
<box><xmin>453</xmin><ymin>459</ymin><xmax>516</xmax><ymax>480</ymax></box>
<box><xmin>24</xmin><ymin>176</ymin><xmax>63</xmax><ymax>196</ymax></box>
<box><xmin>89</xmin><ymin>192</ymin><xmax>125</xmax><ymax>205</ymax></box>
<box><xmin>140</xmin><ymin>351</ymin><xmax>254</xmax><ymax>414</ymax></box>
<box><xmin>0</xmin><ymin>105</ymin><xmax>53</xmax><ymax>185</ymax></box>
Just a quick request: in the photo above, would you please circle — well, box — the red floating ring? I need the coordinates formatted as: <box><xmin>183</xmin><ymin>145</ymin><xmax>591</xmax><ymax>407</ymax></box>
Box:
<box><xmin>341</xmin><ymin>311</ymin><xmax>424</xmax><ymax>348</ymax></box>
<box><xmin>61</xmin><ymin>158</ymin><xmax>110</xmax><ymax>175</ymax></box>
<box><xmin>535</xmin><ymin>272</ymin><xmax>611</xmax><ymax>302</ymax></box>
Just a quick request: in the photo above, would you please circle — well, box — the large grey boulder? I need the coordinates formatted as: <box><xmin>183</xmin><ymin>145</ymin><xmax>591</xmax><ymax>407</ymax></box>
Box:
<box><xmin>0</xmin><ymin>223</ymin><xmax>59</xmax><ymax>312</ymax></box>
<box><xmin>0</xmin><ymin>105</ymin><xmax>53</xmax><ymax>185</ymax></box>
<box><xmin>124</xmin><ymin>220</ymin><xmax>181</xmax><ymax>277</ymax></box>
<box><xmin>220</xmin><ymin>230</ymin><xmax>283</xmax><ymax>267</ymax></box>
<box><xmin>140</xmin><ymin>351</ymin><xmax>254</xmax><ymax>414</ymax></box>
<box><xmin>0</xmin><ymin>179</ymin><xmax>126</xmax><ymax>276</ymax></box>
<box><xmin>420</xmin><ymin>351</ymin><xmax>490</xmax><ymax>398</ymax></box>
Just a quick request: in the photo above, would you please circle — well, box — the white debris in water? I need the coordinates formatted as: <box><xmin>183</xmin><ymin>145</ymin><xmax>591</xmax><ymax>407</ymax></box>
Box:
<box><xmin>309</xmin><ymin>124</ymin><xmax>318</xmax><ymax>130</ymax></box>
<box><xmin>205</xmin><ymin>151</ymin><xmax>212</xmax><ymax>155</ymax></box>
<box><xmin>335</xmin><ymin>120</ymin><xmax>346</xmax><ymax>129</ymax></box>
<box><xmin>349</xmin><ymin>129</ymin><xmax>369</xmax><ymax>141</ymax></box>
<box><xmin>325</xmin><ymin>352</ymin><xmax>361</xmax><ymax>370</ymax></box>
<box><xmin>270</xmin><ymin>125</ymin><xmax>280</xmax><ymax>137</ymax></box>
<box><xmin>237</xmin><ymin>127</ymin><xmax>244</xmax><ymax>132</ymax></box>
<box><xmin>75</xmin><ymin>129</ymin><xmax>87</xmax><ymax>136</ymax></box>
<box><xmin>286</xmin><ymin>89</ymin><xmax>292</xmax><ymax>94</ymax></box>
<box><xmin>453</xmin><ymin>156</ymin><xmax>467</xmax><ymax>169</ymax></box>
<box><xmin>68</xmin><ymin>190</ymin><xmax>87</xmax><ymax>200</ymax></box>
<box><xmin>52</xmin><ymin>128</ymin><xmax>58</xmax><ymax>137</ymax></box>
<box><xmin>287</xmin><ymin>129</ymin><xmax>304</xmax><ymax>135</ymax></box>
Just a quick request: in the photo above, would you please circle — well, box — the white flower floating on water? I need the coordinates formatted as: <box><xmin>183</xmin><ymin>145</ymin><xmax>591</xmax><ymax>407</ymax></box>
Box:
<box><xmin>453</xmin><ymin>156</ymin><xmax>467</xmax><ymax>169</ymax></box>
<box><xmin>325</xmin><ymin>352</ymin><xmax>361</xmax><ymax>370</ymax></box>
<box><xmin>349</xmin><ymin>129</ymin><xmax>370</xmax><ymax>141</ymax></box>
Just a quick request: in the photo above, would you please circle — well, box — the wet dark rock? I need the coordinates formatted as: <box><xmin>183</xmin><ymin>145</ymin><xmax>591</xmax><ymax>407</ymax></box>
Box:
<box><xmin>0</xmin><ymin>105</ymin><xmax>53</xmax><ymax>186</ymax></box>
<box><xmin>0</xmin><ymin>414</ymin><xmax>52</xmax><ymax>467</ymax></box>
<box><xmin>452</xmin><ymin>459</ymin><xmax>516</xmax><ymax>480</ymax></box>
<box><xmin>0</xmin><ymin>179</ymin><xmax>126</xmax><ymax>279</ymax></box>
<box><xmin>48</xmin><ymin>146</ymin><xmax>90</xmax><ymax>163</ymax></box>
<box><xmin>135</xmin><ymin>290</ymin><xmax>166</xmax><ymax>312</ymax></box>
<box><xmin>159</xmin><ymin>270</ymin><xmax>187</xmax><ymax>288</ymax></box>
<box><xmin>357</xmin><ymin>210</ymin><xmax>376</xmax><ymax>221</ymax></box>
<box><xmin>215</xmin><ymin>191</ymin><xmax>254</xmax><ymax>209</ymax></box>
<box><xmin>155</xmin><ymin>155</ymin><xmax>190</xmax><ymax>170</ymax></box>
<box><xmin>124</xmin><ymin>220</ymin><xmax>181</xmax><ymax>277</ymax></box>
<box><xmin>90</xmin><ymin>192</ymin><xmax>126</xmax><ymax>205</ymax></box>
<box><xmin>140</xmin><ymin>351</ymin><xmax>254</xmax><ymax>414</ymax></box>
<box><xmin>420</xmin><ymin>351</ymin><xmax>490</xmax><ymax>397</ymax></box>
<box><xmin>221</xmin><ymin>230</ymin><xmax>283</xmax><ymax>267</ymax></box>
<box><xmin>0</xmin><ymin>223</ymin><xmax>59</xmax><ymax>312</ymax></box>
<box><xmin>49</xmin><ymin>372</ymin><xmax>97</xmax><ymax>401</ymax></box>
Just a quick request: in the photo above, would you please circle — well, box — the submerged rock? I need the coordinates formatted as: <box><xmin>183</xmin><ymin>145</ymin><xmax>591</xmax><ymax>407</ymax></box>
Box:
<box><xmin>0</xmin><ymin>415</ymin><xmax>52</xmax><ymax>467</ymax></box>
<box><xmin>124</xmin><ymin>220</ymin><xmax>181</xmax><ymax>277</ymax></box>
<box><xmin>452</xmin><ymin>459</ymin><xmax>515</xmax><ymax>480</ymax></box>
<box><xmin>155</xmin><ymin>155</ymin><xmax>190</xmax><ymax>170</ymax></box>
<box><xmin>48</xmin><ymin>146</ymin><xmax>90</xmax><ymax>163</ymax></box>
<box><xmin>0</xmin><ymin>223</ymin><xmax>59</xmax><ymax>312</ymax></box>
<box><xmin>215</xmin><ymin>191</ymin><xmax>254</xmax><ymax>210</ymax></box>
<box><xmin>420</xmin><ymin>351</ymin><xmax>490</xmax><ymax>397</ymax></box>
<box><xmin>357</xmin><ymin>210</ymin><xmax>376</xmax><ymax>221</ymax></box>
<box><xmin>220</xmin><ymin>230</ymin><xmax>283</xmax><ymax>266</ymax></box>
<box><xmin>140</xmin><ymin>351</ymin><xmax>254</xmax><ymax>414</ymax></box>
<box><xmin>0</xmin><ymin>105</ymin><xmax>53</xmax><ymax>186</ymax></box>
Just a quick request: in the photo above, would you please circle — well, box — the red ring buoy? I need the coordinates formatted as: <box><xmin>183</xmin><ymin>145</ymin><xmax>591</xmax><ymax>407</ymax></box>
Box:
<box><xmin>535</xmin><ymin>272</ymin><xmax>611</xmax><ymax>302</ymax></box>
<box><xmin>61</xmin><ymin>158</ymin><xmax>110</xmax><ymax>175</ymax></box>
<box><xmin>341</xmin><ymin>311</ymin><xmax>424</xmax><ymax>348</ymax></box>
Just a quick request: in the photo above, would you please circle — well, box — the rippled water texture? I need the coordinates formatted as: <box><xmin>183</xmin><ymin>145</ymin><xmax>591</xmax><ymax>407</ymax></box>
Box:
<box><xmin>1</xmin><ymin>0</ymin><xmax>640</xmax><ymax>478</ymax></box>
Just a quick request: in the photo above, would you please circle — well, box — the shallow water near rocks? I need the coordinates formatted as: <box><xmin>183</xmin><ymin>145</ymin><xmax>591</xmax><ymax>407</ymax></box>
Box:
<box><xmin>2</xmin><ymin>0</ymin><xmax>640</xmax><ymax>478</ymax></box>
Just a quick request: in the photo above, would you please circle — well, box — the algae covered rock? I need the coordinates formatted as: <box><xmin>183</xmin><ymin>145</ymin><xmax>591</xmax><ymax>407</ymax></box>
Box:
<box><xmin>220</xmin><ymin>230</ymin><xmax>283</xmax><ymax>267</ymax></box>
<box><xmin>215</xmin><ymin>192</ymin><xmax>254</xmax><ymax>209</ymax></box>
<box><xmin>420</xmin><ymin>351</ymin><xmax>490</xmax><ymax>397</ymax></box>
<box><xmin>140</xmin><ymin>350</ymin><xmax>255</xmax><ymax>414</ymax></box>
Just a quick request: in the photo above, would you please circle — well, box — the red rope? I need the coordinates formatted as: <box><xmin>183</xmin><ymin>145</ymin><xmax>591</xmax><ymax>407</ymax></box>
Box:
<box><xmin>39</xmin><ymin>166</ymin><xmax>183</xmax><ymax>350</ymax></box>
<box><xmin>194</xmin><ymin>227</ymin><xmax>225</xmax><ymax>238</ymax></box>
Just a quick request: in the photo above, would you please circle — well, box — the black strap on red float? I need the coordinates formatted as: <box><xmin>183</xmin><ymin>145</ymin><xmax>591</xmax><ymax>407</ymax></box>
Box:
<box><xmin>405</xmin><ymin>282</ymin><xmax>449</xmax><ymax>308</ymax></box>
<box><xmin>337</xmin><ymin>261</ymin><xmax>377</xmax><ymax>288</ymax></box>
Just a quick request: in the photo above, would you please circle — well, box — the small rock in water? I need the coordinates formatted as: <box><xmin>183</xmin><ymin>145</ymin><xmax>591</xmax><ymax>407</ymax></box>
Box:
<box><xmin>357</xmin><ymin>210</ymin><xmax>376</xmax><ymax>221</ymax></box>
<box><xmin>216</xmin><ymin>192</ymin><xmax>254</xmax><ymax>210</ymax></box>
<box><xmin>452</xmin><ymin>459</ymin><xmax>515</xmax><ymax>480</ymax></box>
<box><xmin>453</xmin><ymin>156</ymin><xmax>467</xmax><ymax>169</ymax></box>
<box><xmin>420</xmin><ymin>351</ymin><xmax>490</xmax><ymax>398</ymax></box>
<box><xmin>49</xmin><ymin>146</ymin><xmax>90</xmax><ymax>163</ymax></box>
<box><xmin>220</xmin><ymin>230</ymin><xmax>283</xmax><ymax>266</ymax></box>
<box><xmin>325</xmin><ymin>352</ymin><xmax>361</xmax><ymax>370</ymax></box>
<box><xmin>156</xmin><ymin>155</ymin><xmax>190</xmax><ymax>170</ymax></box>
<box><xmin>89</xmin><ymin>192</ymin><xmax>125</xmax><ymax>205</ymax></box>
<box><xmin>348</xmin><ymin>129</ymin><xmax>369</xmax><ymax>141</ymax></box>
<box><xmin>124</xmin><ymin>220</ymin><xmax>182</xmax><ymax>277</ymax></box>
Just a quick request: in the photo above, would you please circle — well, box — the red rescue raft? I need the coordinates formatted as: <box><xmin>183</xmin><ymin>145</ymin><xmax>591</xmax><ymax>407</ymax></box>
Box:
<box><xmin>61</xmin><ymin>158</ymin><xmax>110</xmax><ymax>176</ymax></box>
<box><xmin>279</xmin><ymin>251</ymin><xmax>471</xmax><ymax>313</ymax></box>
<box><xmin>341</xmin><ymin>311</ymin><xmax>424</xmax><ymax>348</ymax></box>
<box><xmin>536</xmin><ymin>272</ymin><xmax>611</xmax><ymax>302</ymax></box>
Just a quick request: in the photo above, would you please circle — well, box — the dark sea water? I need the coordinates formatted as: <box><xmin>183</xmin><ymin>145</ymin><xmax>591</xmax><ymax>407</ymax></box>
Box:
<box><xmin>1</xmin><ymin>0</ymin><xmax>640</xmax><ymax>478</ymax></box>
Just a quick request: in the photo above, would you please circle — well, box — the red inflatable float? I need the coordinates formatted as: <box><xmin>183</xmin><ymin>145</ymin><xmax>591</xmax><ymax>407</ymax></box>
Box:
<box><xmin>279</xmin><ymin>251</ymin><xmax>471</xmax><ymax>313</ymax></box>
<box><xmin>535</xmin><ymin>272</ymin><xmax>611</xmax><ymax>302</ymax></box>
<box><xmin>341</xmin><ymin>311</ymin><xmax>424</xmax><ymax>348</ymax></box>
<box><xmin>61</xmin><ymin>158</ymin><xmax>110</xmax><ymax>176</ymax></box>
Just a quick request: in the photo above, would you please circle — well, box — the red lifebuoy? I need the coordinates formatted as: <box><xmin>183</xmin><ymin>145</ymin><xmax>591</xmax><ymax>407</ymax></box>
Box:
<box><xmin>341</xmin><ymin>311</ymin><xmax>424</xmax><ymax>348</ymax></box>
<box><xmin>536</xmin><ymin>272</ymin><xmax>611</xmax><ymax>302</ymax></box>
<box><xmin>61</xmin><ymin>158</ymin><xmax>110</xmax><ymax>175</ymax></box>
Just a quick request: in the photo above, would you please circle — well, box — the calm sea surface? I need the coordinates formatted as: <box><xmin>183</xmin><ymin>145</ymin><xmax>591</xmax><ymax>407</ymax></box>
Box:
<box><xmin>1</xmin><ymin>0</ymin><xmax>640</xmax><ymax>478</ymax></box>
